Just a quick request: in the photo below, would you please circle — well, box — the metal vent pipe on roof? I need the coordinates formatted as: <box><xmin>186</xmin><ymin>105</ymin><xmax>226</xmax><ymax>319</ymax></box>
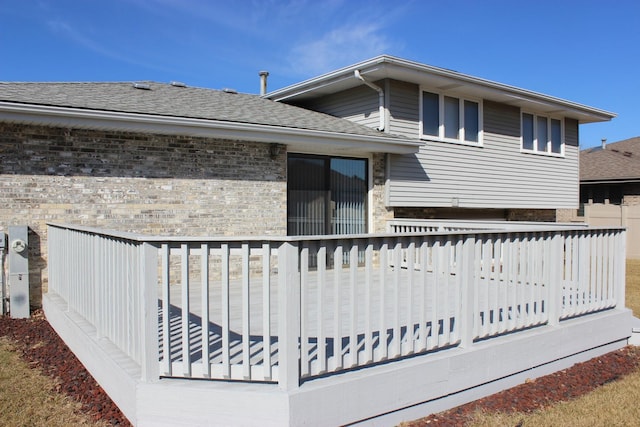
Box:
<box><xmin>259</xmin><ymin>71</ymin><xmax>269</xmax><ymax>95</ymax></box>
<box><xmin>602</xmin><ymin>138</ymin><xmax>607</xmax><ymax>150</ymax></box>
<box><xmin>354</xmin><ymin>69</ymin><xmax>385</xmax><ymax>131</ymax></box>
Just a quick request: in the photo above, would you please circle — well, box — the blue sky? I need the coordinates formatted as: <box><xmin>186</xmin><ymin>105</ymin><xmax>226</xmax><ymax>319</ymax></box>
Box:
<box><xmin>1</xmin><ymin>0</ymin><xmax>638</xmax><ymax>148</ymax></box>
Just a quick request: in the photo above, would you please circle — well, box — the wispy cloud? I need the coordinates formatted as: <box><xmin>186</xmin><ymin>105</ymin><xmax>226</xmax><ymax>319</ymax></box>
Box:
<box><xmin>47</xmin><ymin>21</ymin><xmax>121</xmax><ymax>60</ymax></box>
<box><xmin>42</xmin><ymin>0</ymin><xmax>405</xmax><ymax>84</ymax></box>
<box><xmin>287</xmin><ymin>22</ymin><xmax>394</xmax><ymax>77</ymax></box>
<box><xmin>124</xmin><ymin>0</ymin><xmax>274</xmax><ymax>35</ymax></box>
<box><xmin>46</xmin><ymin>19</ymin><xmax>173</xmax><ymax>73</ymax></box>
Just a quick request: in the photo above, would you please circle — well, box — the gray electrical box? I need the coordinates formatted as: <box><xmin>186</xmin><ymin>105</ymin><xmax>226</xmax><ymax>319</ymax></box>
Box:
<box><xmin>8</xmin><ymin>226</ymin><xmax>29</xmax><ymax>318</ymax></box>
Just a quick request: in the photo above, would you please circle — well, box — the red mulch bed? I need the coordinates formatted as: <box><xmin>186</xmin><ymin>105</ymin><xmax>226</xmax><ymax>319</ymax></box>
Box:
<box><xmin>0</xmin><ymin>311</ymin><xmax>638</xmax><ymax>427</ymax></box>
<box><xmin>403</xmin><ymin>345</ymin><xmax>640</xmax><ymax>426</ymax></box>
<box><xmin>0</xmin><ymin>310</ymin><xmax>131</xmax><ymax>426</ymax></box>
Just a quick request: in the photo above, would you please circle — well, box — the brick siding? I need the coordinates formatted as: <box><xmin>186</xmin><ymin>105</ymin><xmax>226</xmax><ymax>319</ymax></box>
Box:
<box><xmin>371</xmin><ymin>153</ymin><xmax>393</xmax><ymax>233</ymax></box>
<box><xmin>0</xmin><ymin>123</ymin><xmax>288</xmax><ymax>303</ymax></box>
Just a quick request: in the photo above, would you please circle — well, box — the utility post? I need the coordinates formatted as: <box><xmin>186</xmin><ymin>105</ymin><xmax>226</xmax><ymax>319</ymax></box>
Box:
<box><xmin>8</xmin><ymin>226</ymin><xmax>29</xmax><ymax>318</ymax></box>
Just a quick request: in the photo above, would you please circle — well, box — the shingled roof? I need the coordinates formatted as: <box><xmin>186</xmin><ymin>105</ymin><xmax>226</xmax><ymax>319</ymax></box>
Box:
<box><xmin>0</xmin><ymin>81</ymin><xmax>423</xmax><ymax>154</ymax></box>
<box><xmin>0</xmin><ymin>81</ymin><xmax>386</xmax><ymax>138</ymax></box>
<box><xmin>581</xmin><ymin>137</ymin><xmax>640</xmax><ymax>182</ymax></box>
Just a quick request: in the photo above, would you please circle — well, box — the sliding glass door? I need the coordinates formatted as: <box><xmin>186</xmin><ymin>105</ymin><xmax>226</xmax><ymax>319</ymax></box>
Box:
<box><xmin>287</xmin><ymin>154</ymin><xmax>368</xmax><ymax>237</ymax></box>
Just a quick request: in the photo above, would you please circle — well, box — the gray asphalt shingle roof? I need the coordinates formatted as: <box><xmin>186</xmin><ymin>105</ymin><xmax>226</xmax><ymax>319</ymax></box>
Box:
<box><xmin>0</xmin><ymin>81</ymin><xmax>388</xmax><ymax>138</ymax></box>
<box><xmin>581</xmin><ymin>137</ymin><xmax>640</xmax><ymax>181</ymax></box>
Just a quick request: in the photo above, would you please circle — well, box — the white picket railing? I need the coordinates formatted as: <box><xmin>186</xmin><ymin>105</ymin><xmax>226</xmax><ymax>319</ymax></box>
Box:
<box><xmin>386</xmin><ymin>218</ymin><xmax>589</xmax><ymax>233</ymax></box>
<box><xmin>47</xmin><ymin>225</ymin><xmax>159</xmax><ymax>380</ymax></box>
<box><xmin>47</xmin><ymin>223</ymin><xmax>626</xmax><ymax>390</ymax></box>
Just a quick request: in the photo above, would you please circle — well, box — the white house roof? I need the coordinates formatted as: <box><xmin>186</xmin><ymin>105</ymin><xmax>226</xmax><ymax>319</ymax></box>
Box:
<box><xmin>0</xmin><ymin>81</ymin><xmax>422</xmax><ymax>155</ymax></box>
<box><xmin>266</xmin><ymin>55</ymin><xmax>616</xmax><ymax>124</ymax></box>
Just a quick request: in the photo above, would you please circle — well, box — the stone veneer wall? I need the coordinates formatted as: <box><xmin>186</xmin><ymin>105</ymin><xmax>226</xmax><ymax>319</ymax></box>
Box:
<box><xmin>0</xmin><ymin>123</ymin><xmax>288</xmax><ymax>305</ymax></box>
<box><xmin>555</xmin><ymin>208</ymin><xmax>580</xmax><ymax>223</ymax></box>
<box><xmin>371</xmin><ymin>153</ymin><xmax>393</xmax><ymax>233</ymax></box>
<box><xmin>505</xmin><ymin>209</ymin><xmax>556</xmax><ymax>222</ymax></box>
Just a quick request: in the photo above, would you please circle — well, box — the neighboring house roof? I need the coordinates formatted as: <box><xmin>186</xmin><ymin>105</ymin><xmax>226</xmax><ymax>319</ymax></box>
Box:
<box><xmin>581</xmin><ymin>137</ymin><xmax>640</xmax><ymax>182</ymax></box>
<box><xmin>0</xmin><ymin>81</ymin><xmax>421</xmax><ymax>154</ymax></box>
<box><xmin>266</xmin><ymin>55</ymin><xmax>616</xmax><ymax>124</ymax></box>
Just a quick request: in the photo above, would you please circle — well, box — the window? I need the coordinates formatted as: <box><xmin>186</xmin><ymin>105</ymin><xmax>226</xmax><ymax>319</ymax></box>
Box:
<box><xmin>422</xmin><ymin>92</ymin><xmax>439</xmax><ymax>136</ymax></box>
<box><xmin>464</xmin><ymin>100</ymin><xmax>479</xmax><ymax>143</ymax></box>
<box><xmin>444</xmin><ymin>96</ymin><xmax>460</xmax><ymax>139</ymax></box>
<box><xmin>421</xmin><ymin>91</ymin><xmax>481</xmax><ymax>144</ymax></box>
<box><xmin>522</xmin><ymin>113</ymin><xmax>563</xmax><ymax>155</ymax></box>
<box><xmin>288</xmin><ymin>154</ymin><xmax>368</xmax><ymax>266</ymax></box>
<box><xmin>287</xmin><ymin>154</ymin><xmax>368</xmax><ymax>236</ymax></box>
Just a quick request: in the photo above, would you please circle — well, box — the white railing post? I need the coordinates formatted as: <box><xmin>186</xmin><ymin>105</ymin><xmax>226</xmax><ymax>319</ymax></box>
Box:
<box><xmin>547</xmin><ymin>232</ymin><xmax>564</xmax><ymax>326</ymax></box>
<box><xmin>140</xmin><ymin>242</ymin><xmax>160</xmax><ymax>383</ymax></box>
<box><xmin>46</xmin><ymin>226</ymin><xmax>58</xmax><ymax>295</ymax></box>
<box><xmin>278</xmin><ymin>240</ymin><xmax>301</xmax><ymax>391</ymax></box>
<box><xmin>459</xmin><ymin>234</ymin><xmax>476</xmax><ymax>348</ymax></box>
<box><xmin>616</xmin><ymin>229</ymin><xmax>627</xmax><ymax>309</ymax></box>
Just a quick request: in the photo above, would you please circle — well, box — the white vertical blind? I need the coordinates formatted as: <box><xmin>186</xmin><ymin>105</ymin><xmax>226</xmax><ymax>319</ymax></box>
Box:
<box><xmin>288</xmin><ymin>154</ymin><xmax>367</xmax><ymax>242</ymax></box>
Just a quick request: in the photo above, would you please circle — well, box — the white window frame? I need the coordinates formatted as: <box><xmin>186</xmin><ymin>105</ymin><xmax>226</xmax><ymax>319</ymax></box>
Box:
<box><xmin>521</xmin><ymin>112</ymin><xmax>565</xmax><ymax>157</ymax></box>
<box><xmin>419</xmin><ymin>89</ymin><xmax>483</xmax><ymax>146</ymax></box>
<box><xmin>288</xmin><ymin>150</ymin><xmax>375</xmax><ymax>233</ymax></box>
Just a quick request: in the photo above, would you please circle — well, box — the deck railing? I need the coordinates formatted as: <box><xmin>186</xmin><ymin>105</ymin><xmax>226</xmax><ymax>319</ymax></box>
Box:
<box><xmin>387</xmin><ymin>218</ymin><xmax>589</xmax><ymax>233</ymax></box>
<box><xmin>47</xmin><ymin>223</ymin><xmax>626</xmax><ymax>390</ymax></box>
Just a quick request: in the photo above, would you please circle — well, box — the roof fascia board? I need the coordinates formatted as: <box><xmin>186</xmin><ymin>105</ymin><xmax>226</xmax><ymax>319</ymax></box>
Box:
<box><xmin>267</xmin><ymin>55</ymin><xmax>616</xmax><ymax>122</ymax></box>
<box><xmin>266</xmin><ymin>56</ymin><xmax>388</xmax><ymax>101</ymax></box>
<box><xmin>0</xmin><ymin>101</ymin><xmax>421</xmax><ymax>154</ymax></box>
<box><xmin>381</xmin><ymin>58</ymin><xmax>615</xmax><ymax>118</ymax></box>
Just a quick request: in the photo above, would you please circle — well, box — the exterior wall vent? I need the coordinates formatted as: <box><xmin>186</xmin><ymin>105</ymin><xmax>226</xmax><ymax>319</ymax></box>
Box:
<box><xmin>133</xmin><ymin>83</ymin><xmax>151</xmax><ymax>90</ymax></box>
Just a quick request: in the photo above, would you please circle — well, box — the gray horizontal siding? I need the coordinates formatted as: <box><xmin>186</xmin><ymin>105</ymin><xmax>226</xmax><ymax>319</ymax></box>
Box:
<box><xmin>484</xmin><ymin>101</ymin><xmax>520</xmax><ymax>137</ymax></box>
<box><xmin>565</xmin><ymin>118</ymin><xmax>579</xmax><ymax>147</ymax></box>
<box><xmin>298</xmin><ymin>85</ymin><xmax>380</xmax><ymax>129</ymax></box>
<box><xmin>388</xmin><ymin>80</ymin><xmax>420</xmax><ymax>137</ymax></box>
<box><xmin>296</xmin><ymin>80</ymin><xmax>580</xmax><ymax>210</ymax></box>
<box><xmin>388</xmin><ymin>101</ymin><xmax>579</xmax><ymax>209</ymax></box>
<box><xmin>302</xmin><ymin>79</ymin><xmax>423</xmax><ymax>137</ymax></box>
